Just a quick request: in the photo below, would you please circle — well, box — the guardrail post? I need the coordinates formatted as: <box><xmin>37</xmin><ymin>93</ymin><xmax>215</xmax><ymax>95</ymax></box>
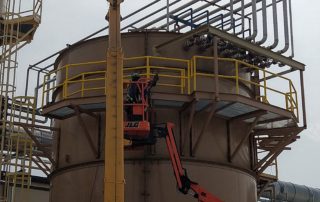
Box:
<box><xmin>193</xmin><ymin>57</ymin><xmax>196</xmax><ymax>92</ymax></box>
<box><xmin>263</xmin><ymin>70</ymin><xmax>267</xmax><ymax>102</ymax></box>
<box><xmin>181</xmin><ymin>70</ymin><xmax>185</xmax><ymax>94</ymax></box>
<box><xmin>64</xmin><ymin>65</ymin><xmax>69</xmax><ymax>99</ymax></box>
<box><xmin>105</xmin><ymin>71</ymin><xmax>107</xmax><ymax>95</ymax></box>
<box><xmin>146</xmin><ymin>56</ymin><xmax>150</xmax><ymax>79</ymax></box>
<box><xmin>235</xmin><ymin>60</ymin><xmax>239</xmax><ymax>94</ymax></box>
<box><xmin>289</xmin><ymin>81</ymin><xmax>293</xmax><ymax>112</ymax></box>
<box><xmin>81</xmin><ymin>74</ymin><xmax>85</xmax><ymax>97</ymax></box>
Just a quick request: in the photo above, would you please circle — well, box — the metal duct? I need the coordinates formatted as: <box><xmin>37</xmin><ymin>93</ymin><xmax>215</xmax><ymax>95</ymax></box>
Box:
<box><xmin>261</xmin><ymin>181</ymin><xmax>320</xmax><ymax>202</ymax></box>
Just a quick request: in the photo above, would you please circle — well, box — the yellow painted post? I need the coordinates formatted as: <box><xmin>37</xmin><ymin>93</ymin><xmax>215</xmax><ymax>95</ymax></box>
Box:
<box><xmin>66</xmin><ymin>65</ymin><xmax>69</xmax><ymax>80</ymax></box>
<box><xmin>146</xmin><ymin>56</ymin><xmax>150</xmax><ymax>79</ymax></box>
<box><xmin>180</xmin><ymin>70</ymin><xmax>184</xmax><ymax>94</ymax></box>
<box><xmin>81</xmin><ymin>74</ymin><xmax>85</xmax><ymax>97</ymax></box>
<box><xmin>235</xmin><ymin>61</ymin><xmax>239</xmax><ymax>94</ymax></box>
<box><xmin>294</xmin><ymin>85</ymin><xmax>299</xmax><ymax>120</ymax></box>
<box><xmin>65</xmin><ymin>65</ymin><xmax>69</xmax><ymax>99</ymax></box>
<box><xmin>289</xmin><ymin>81</ymin><xmax>293</xmax><ymax>112</ymax></box>
<box><xmin>105</xmin><ymin>1</ymin><xmax>124</xmax><ymax>202</ymax></box>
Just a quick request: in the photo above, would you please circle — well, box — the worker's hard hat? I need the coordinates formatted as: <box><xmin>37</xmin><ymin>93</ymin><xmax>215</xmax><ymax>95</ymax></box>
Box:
<box><xmin>131</xmin><ymin>73</ymin><xmax>140</xmax><ymax>81</ymax></box>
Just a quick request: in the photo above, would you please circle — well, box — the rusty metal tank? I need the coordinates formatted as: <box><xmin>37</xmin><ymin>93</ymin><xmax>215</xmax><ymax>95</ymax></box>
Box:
<box><xmin>48</xmin><ymin>32</ymin><xmax>258</xmax><ymax>202</ymax></box>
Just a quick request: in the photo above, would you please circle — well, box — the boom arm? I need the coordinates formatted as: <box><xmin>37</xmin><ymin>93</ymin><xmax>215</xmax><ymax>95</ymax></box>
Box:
<box><xmin>155</xmin><ymin>122</ymin><xmax>222</xmax><ymax>202</ymax></box>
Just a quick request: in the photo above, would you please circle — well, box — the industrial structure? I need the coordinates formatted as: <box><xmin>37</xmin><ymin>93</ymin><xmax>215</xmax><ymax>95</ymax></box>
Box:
<box><xmin>0</xmin><ymin>0</ymin><xmax>318</xmax><ymax>201</ymax></box>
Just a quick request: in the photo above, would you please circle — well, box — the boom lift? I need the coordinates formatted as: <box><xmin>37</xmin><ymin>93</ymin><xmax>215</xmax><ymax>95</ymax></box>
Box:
<box><xmin>124</xmin><ymin>75</ymin><xmax>222</xmax><ymax>202</ymax></box>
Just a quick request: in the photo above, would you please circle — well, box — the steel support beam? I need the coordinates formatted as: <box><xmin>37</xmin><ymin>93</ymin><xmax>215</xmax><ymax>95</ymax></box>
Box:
<box><xmin>32</xmin><ymin>157</ymin><xmax>50</xmax><ymax>176</ymax></box>
<box><xmin>105</xmin><ymin>1</ymin><xmax>124</xmax><ymax>202</ymax></box>
<box><xmin>35</xmin><ymin>155</ymin><xmax>51</xmax><ymax>172</ymax></box>
<box><xmin>230</xmin><ymin>115</ymin><xmax>261</xmax><ymax>161</ymax></box>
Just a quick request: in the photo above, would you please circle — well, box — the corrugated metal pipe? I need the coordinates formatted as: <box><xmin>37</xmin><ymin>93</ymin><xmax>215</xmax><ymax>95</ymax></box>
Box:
<box><xmin>261</xmin><ymin>181</ymin><xmax>320</xmax><ymax>202</ymax></box>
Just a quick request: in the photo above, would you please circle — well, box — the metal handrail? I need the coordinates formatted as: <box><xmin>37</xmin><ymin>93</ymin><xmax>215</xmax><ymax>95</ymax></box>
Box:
<box><xmin>41</xmin><ymin>56</ymin><xmax>189</xmax><ymax>106</ymax></box>
<box><xmin>40</xmin><ymin>56</ymin><xmax>298</xmax><ymax>119</ymax></box>
<box><xmin>192</xmin><ymin>56</ymin><xmax>298</xmax><ymax>118</ymax></box>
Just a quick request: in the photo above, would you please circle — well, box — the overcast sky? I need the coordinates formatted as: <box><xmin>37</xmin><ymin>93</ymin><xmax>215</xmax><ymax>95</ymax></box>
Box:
<box><xmin>16</xmin><ymin>0</ymin><xmax>320</xmax><ymax>188</ymax></box>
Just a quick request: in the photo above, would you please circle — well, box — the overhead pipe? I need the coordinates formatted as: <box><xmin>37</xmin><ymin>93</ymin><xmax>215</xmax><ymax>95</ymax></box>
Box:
<box><xmin>222</xmin><ymin>0</ymin><xmax>234</xmax><ymax>32</ymax></box>
<box><xmin>176</xmin><ymin>0</ymin><xmax>262</xmax><ymax>35</ymax></box>
<box><xmin>288</xmin><ymin>0</ymin><xmax>295</xmax><ymax>57</ymax></box>
<box><xmin>277</xmin><ymin>0</ymin><xmax>290</xmax><ymax>54</ymax></box>
<box><xmin>235</xmin><ymin>0</ymin><xmax>282</xmax><ymax>40</ymax></box>
<box><xmin>268</xmin><ymin>0</ymin><xmax>279</xmax><ymax>49</ymax></box>
<box><xmin>175</xmin><ymin>0</ymin><xmax>244</xmax><ymax>31</ymax></box>
<box><xmin>256</xmin><ymin>0</ymin><xmax>268</xmax><ymax>45</ymax></box>
<box><xmin>158</xmin><ymin>0</ymin><xmax>223</xmax><ymax>30</ymax></box>
<box><xmin>245</xmin><ymin>0</ymin><xmax>258</xmax><ymax>41</ymax></box>
<box><xmin>235</xmin><ymin>0</ymin><xmax>245</xmax><ymax>35</ymax></box>
<box><xmin>121</xmin><ymin>0</ymin><xmax>181</xmax><ymax>31</ymax></box>
<box><xmin>139</xmin><ymin>0</ymin><xmax>201</xmax><ymax>29</ymax></box>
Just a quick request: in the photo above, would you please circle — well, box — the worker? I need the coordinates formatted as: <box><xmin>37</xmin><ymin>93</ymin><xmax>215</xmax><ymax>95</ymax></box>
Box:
<box><xmin>125</xmin><ymin>73</ymin><xmax>141</xmax><ymax>121</ymax></box>
<box><xmin>126</xmin><ymin>73</ymin><xmax>141</xmax><ymax>104</ymax></box>
<box><xmin>125</xmin><ymin>73</ymin><xmax>159</xmax><ymax>121</ymax></box>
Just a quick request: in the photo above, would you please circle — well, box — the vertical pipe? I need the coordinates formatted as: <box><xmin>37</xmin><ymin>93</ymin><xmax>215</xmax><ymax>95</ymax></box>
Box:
<box><xmin>278</xmin><ymin>0</ymin><xmax>290</xmax><ymax>54</ymax></box>
<box><xmin>268</xmin><ymin>0</ymin><xmax>279</xmax><ymax>49</ymax></box>
<box><xmin>223</xmin><ymin>0</ymin><xmax>234</xmax><ymax>32</ymax></box>
<box><xmin>235</xmin><ymin>0</ymin><xmax>245</xmax><ymax>35</ymax></box>
<box><xmin>256</xmin><ymin>0</ymin><xmax>268</xmax><ymax>45</ymax></box>
<box><xmin>166</xmin><ymin>0</ymin><xmax>169</xmax><ymax>31</ymax></box>
<box><xmin>245</xmin><ymin>0</ymin><xmax>258</xmax><ymax>41</ymax></box>
<box><xmin>288</xmin><ymin>0</ymin><xmax>295</xmax><ymax>57</ymax></box>
<box><xmin>300</xmin><ymin>70</ymin><xmax>307</xmax><ymax>128</ymax></box>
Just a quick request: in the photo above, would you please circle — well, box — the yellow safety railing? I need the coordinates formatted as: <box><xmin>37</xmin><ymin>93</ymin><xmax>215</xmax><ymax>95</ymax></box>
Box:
<box><xmin>41</xmin><ymin>56</ymin><xmax>189</xmax><ymax>107</ymax></box>
<box><xmin>192</xmin><ymin>56</ymin><xmax>299</xmax><ymax>119</ymax></box>
<box><xmin>41</xmin><ymin>56</ymin><xmax>298</xmax><ymax>119</ymax></box>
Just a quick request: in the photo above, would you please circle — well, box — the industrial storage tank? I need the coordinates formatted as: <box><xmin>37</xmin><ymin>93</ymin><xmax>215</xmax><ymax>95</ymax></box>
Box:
<box><xmin>41</xmin><ymin>31</ymin><xmax>300</xmax><ymax>202</ymax></box>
